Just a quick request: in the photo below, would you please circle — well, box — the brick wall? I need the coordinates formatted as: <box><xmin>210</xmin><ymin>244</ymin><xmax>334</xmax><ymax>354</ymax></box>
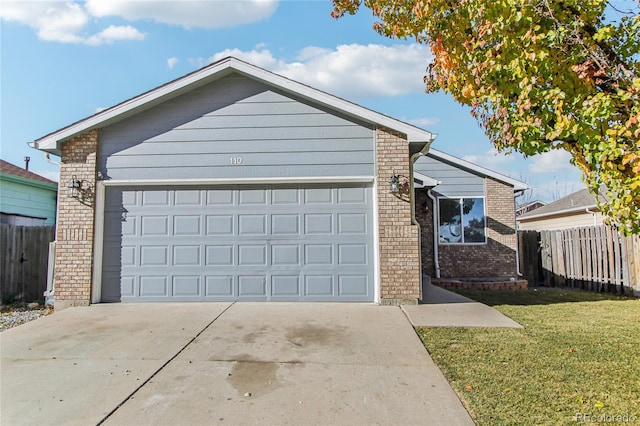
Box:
<box><xmin>54</xmin><ymin>129</ymin><xmax>99</xmax><ymax>309</ymax></box>
<box><xmin>376</xmin><ymin>128</ymin><xmax>421</xmax><ymax>304</ymax></box>
<box><xmin>417</xmin><ymin>177</ymin><xmax>518</xmax><ymax>279</ymax></box>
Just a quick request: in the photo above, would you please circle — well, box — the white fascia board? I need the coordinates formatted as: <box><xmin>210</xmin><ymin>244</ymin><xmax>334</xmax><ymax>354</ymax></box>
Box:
<box><xmin>413</xmin><ymin>171</ymin><xmax>441</xmax><ymax>188</ymax></box>
<box><xmin>100</xmin><ymin>176</ymin><xmax>375</xmax><ymax>186</ymax></box>
<box><xmin>32</xmin><ymin>57</ymin><xmax>435</xmax><ymax>153</ymax></box>
<box><xmin>428</xmin><ymin>148</ymin><xmax>529</xmax><ymax>191</ymax></box>
<box><xmin>517</xmin><ymin>205</ymin><xmax>599</xmax><ymax>221</ymax></box>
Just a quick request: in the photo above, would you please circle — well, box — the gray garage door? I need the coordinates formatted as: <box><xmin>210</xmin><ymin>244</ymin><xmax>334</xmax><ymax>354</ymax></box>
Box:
<box><xmin>101</xmin><ymin>184</ymin><xmax>374</xmax><ymax>302</ymax></box>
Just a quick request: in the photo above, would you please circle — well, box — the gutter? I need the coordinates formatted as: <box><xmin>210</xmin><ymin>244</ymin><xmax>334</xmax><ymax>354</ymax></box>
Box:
<box><xmin>518</xmin><ymin>204</ymin><xmax>599</xmax><ymax>221</ymax></box>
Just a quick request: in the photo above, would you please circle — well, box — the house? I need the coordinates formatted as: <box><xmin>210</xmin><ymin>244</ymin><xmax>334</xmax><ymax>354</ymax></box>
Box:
<box><xmin>516</xmin><ymin>200</ymin><xmax>546</xmax><ymax>217</ymax></box>
<box><xmin>0</xmin><ymin>159</ymin><xmax>58</xmax><ymax>226</ymax></box>
<box><xmin>30</xmin><ymin>57</ymin><xmax>526</xmax><ymax>309</ymax></box>
<box><xmin>517</xmin><ymin>186</ymin><xmax>607</xmax><ymax>231</ymax></box>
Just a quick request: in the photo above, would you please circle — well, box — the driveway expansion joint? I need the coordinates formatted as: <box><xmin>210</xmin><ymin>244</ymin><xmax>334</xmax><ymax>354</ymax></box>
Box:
<box><xmin>95</xmin><ymin>302</ymin><xmax>235</xmax><ymax>425</ymax></box>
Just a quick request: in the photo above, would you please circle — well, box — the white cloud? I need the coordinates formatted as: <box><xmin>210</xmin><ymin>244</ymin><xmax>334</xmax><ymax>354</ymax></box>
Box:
<box><xmin>527</xmin><ymin>150</ymin><xmax>575</xmax><ymax>174</ymax></box>
<box><xmin>207</xmin><ymin>44</ymin><xmax>433</xmax><ymax>99</ymax></box>
<box><xmin>462</xmin><ymin>148</ymin><xmax>517</xmax><ymax>171</ymax></box>
<box><xmin>0</xmin><ymin>1</ymin><xmax>145</xmax><ymax>45</ymax></box>
<box><xmin>85</xmin><ymin>0</ymin><xmax>279</xmax><ymax>29</ymax></box>
<box><xmin>167</xmin><ymin>57</ymin><xmax>179</xmax><ymax>69</ymax></box>
<box><xmin>85</xmin><ymin>25</ymin><xmax>145</xmax><ymax>45</ymax></box>
<box><xmin>407</xmin><ymin>117</ymin><xmax>439</xmax><ymax>128</ymax></box>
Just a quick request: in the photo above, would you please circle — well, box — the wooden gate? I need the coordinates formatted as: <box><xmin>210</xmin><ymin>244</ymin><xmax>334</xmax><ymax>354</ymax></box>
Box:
<box><xmin>0</xmin><ymin>224</ymin><xmax>55</xmax><ymax>303</ymax></box>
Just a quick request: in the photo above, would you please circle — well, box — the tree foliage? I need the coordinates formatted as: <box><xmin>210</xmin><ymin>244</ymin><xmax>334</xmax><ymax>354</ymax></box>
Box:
<box><xmin>332</xmin><ymin>0</ymin><xmax>640</xmax><ymax>234</ymax></box>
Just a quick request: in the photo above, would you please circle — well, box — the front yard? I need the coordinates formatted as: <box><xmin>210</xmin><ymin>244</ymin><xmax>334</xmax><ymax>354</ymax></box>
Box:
<box><xmin>417</xmin><ymin>289</ymin><xmax>640</xmax><ymax>425</ymax></box>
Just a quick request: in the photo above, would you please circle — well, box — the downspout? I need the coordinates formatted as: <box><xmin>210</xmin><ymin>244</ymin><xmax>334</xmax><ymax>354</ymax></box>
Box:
<box><xmin>44</xmin><ymin>152</ymin><xmax>60</xmax><ymax>166</ymax></box>
<box><xmin>586</xmin><ymin>207</ymin><xmax>597</xmax><ymax>226</ymax></box>
<box><xmin>514</xmin><ymin>190</ymin><xmax>525</xmax><ymax>277</ymax></box>
<box><xmin>410</xmin><ymin>138</ymin><xmax>435</xmax><ymax>301</ymax></box>
<box><xmin>426</xmin><ymin>189</ymin><xmax>441</xmax><ymax>278</ymax></box>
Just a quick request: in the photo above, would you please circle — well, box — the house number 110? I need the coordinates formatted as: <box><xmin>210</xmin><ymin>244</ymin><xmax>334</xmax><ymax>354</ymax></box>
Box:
<box><xmin>230</xmin><ymin>157</ymin><xmax>243</xmax><ymax>165</ymax></box>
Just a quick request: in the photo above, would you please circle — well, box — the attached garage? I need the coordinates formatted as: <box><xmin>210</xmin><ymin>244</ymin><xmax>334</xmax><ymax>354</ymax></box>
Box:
<box><xmin>32</xmin><ymin>57</ymin><xmax>435</xmax><ymax>309</ymax></box>
<box><xmin>100</xmin><ymin>184</ymin><xmax>374</xmax><ymax>302</ymax></box>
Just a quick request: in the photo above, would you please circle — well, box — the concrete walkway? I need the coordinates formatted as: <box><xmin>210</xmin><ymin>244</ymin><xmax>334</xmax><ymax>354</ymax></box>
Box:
<box><xmin>403</xmin><ymin>280</ymin><xmax>523</xmax><ymax>328</ymax></box>
<box><xmin>1</xmin><ymin>303</ymin><xmax>475</xmax><ymax>426</ymax></box>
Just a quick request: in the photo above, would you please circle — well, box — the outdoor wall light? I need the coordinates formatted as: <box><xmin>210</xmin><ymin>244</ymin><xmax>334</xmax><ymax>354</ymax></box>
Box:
<box><xmin>389</xmin><ymin>174</ymin><xmax>400</xmax><ymax>194</ymax></box>
<box><xmin>68</xmin><ymin>175</ymin><xmax>82</xmax><ymax>198</ymax></box>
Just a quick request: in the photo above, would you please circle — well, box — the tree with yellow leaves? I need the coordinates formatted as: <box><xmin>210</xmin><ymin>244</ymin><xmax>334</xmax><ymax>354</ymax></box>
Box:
<box><xmin>333</xmin><ymin>0</ymin><xmax>640</xmax><ymax>234</ymax></box>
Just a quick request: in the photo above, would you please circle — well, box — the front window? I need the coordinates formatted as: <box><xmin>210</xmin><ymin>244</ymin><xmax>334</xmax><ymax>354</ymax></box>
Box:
<box><xmin>438</xmin><ymin>197</ymin><xmax>486</xmax><ymax>244</ymax></box>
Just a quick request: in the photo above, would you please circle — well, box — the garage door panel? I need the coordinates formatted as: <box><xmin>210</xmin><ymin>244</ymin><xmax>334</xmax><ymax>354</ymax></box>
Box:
<box><xmin>338</xmin><ymin>244</ymin><xmax>368</xmax><ymax>265</ymax></box>
<box><xmin>206</xmin><ymin>215</ymin><xmax>233</xmax><ymax>235</ymax></box>
<box><xmin>141</xmin><ymin>216</ymin><xmax>169</xmax><ymax>236</ymax></box>
<box><xmin>305</xmin><ymin>244</ymin><xmax>333</xmax><ymax>265</ymax></box>
<box><xmin>102</xmin><ymin>184</ymin><xmax>373</xmax><ymax>302</ymax></box>
<box><xmin>207</xmin><ymin>190</ymin><xmax>234</xmax><ymax>205</ymax></box>
<box><xmin>305</xmin><ymin>214</ymin><xmax>333</xmax><ymax>234</ymax></box>
<box><xmin>206</xmin><ymin>246</ymin><xmax>233</xmax><ymax>265</ymax></box>
<box><xmin>271</xmin><ymin>215</ymin><xmax>299</xmax><ymax>234</ymax></box>
<box><xmin>142</xmin><ymin>190</ymin><xmax>169</xmax><ymax>206</ymax></box>
<box><xmin>174</xmin><ymin>190</ymin><xmax>201</xmax><ymax>205</ymax></box>
<box><xmin>272</xmin><ymin>245</ymin><xmax>299</xmax><ymax>265</ymax></box>
<box><xmin>272</xmin><ymin>189</ymin><xmax>299</xmax><ymax>204</ymax></box>
<box><xmin>238</xmin><ymin>275</ymin><xmax>267</xmax><ymax>298</ymax></box>
<box><xmin>140</xmin><ymin>246</ymin><xmax>168</xmax><ymax>266</ymax></box>
<box><xmin>238</xmin><ymin>245</ymin><xmax>267</xmax><ymax>265</ymax></box>
<box><xmin>173</xmin><ymin>246</ymin><xmax>200</xmax><ymax>266</ymax></box>
<box><xmin>172</xmin><ymin>276</ymin><xmax>201</xmax><ymax>297</ymax></box>
<box><xmin>337</xmin><ymin>186</ymin><xmax>367</xmax><ymax>203</ymax></box>
<box><xmin>173</xmin><ymin>216</ymin><xmax>201</xmax><ymax>235</ymax></box>
<box><xmin>139</xmin><ymin>276</ymin><xmax>168</xmax><ymax>297</ymax></box>
<box><xmin>238</xmin><ymin>215</ymin><xmax>266</xmax><ymax>235</ymax></box>
<box><xmin>239</xmin><ymin>189</ymin><xmax>266</xmax><ymax>205</ymax></box>
<box><xmin>338</xmin><ymin>213</ymin><xmax>367</xmax><ymax>234</ymax></box>
<box><xmin>205</xmin><ymin>275</ymin><xmax>234</xmax><ymax>297</ymax></box>
<box><xmin>339</xmin><ymin>275</ymin><xmax>368</xmax><ymax>296</ymax></box>
<box><xmin>271</xmin><ymin>276</ymin><xmax>300</xmax><ymax>297</ymax></box>
<box><xmin>120</xmin><ymin>276</ymin><xmax>135</xmax><ymax>298</ymax></box>
<box><xmin>305</xmin><ymin>188</ymin><xmax>332</xmax><ymax>203</ymax></box>
<box><xmin>305</xmin><ymin>275</ymin><xmax>334</xmax><ymax>296</ymax></box>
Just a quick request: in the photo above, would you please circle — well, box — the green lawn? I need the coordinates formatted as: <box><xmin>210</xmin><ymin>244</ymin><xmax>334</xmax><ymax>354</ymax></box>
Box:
<box><xmin>416</xmin><ymin>289</ymin><xmax>640</xmax><ymax>425</ymax></box>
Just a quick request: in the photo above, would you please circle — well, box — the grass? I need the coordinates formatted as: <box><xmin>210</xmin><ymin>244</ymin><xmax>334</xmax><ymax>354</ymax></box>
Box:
<box><xmin>416</xmin><ymin>289</ymin><xmax>640</xmax><ymax>425</ymax></box>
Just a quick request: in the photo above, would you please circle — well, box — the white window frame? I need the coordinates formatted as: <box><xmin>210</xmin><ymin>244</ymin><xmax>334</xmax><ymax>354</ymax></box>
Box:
<box><xmin>437</xmin><ymin>196</ymin><xmax>487</xmax><ymax>245</ymax></box>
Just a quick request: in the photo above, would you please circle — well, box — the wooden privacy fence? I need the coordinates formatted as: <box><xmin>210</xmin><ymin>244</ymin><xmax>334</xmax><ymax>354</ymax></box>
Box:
<box><xmin>1</xmin><ymin>224</ymin><xmax>55</xmax><ymax>303</ymax></box>
<box><xmin>518</xmin><ymin>226</ymin><xmax>640</xmax><ymax>295</ymax></box>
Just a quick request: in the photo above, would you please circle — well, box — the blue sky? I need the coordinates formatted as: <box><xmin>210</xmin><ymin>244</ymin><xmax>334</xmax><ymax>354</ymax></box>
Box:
<box><xmin>1</xmin><ymin>0</ymin><xmax>585</xmax><ymax>202</ymax></box>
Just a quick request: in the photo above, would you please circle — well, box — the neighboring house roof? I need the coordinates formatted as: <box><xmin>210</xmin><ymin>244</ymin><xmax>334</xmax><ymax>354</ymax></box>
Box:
<box><xmin>427</xmin><ymin>149</ymin><xmax>529</xmax><ymax>191</ymax></box>
<box><xmin>30</xmin><ymin>56</ymin><xmax>436</xmax><ymax>155</ymax></box>
<box><xmin>518</xmin><ymin>186</ymin><xmax>607</xmax><ymax>221</ymax></box>
<box><xmin>0</xmin><ymin>159</ymin><xmax>57</xmax><ymax>188</ymax></box>
<box><xmin>516</xmin><ymin>200</ymin><xmax>546</xmax><ymax>217</ymax></box>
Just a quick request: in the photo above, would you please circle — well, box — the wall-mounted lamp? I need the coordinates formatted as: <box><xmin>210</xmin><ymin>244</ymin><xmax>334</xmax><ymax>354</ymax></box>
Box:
<box><xmin>389</xmin><ymin>174</ymin><xmax>400</xmax><ymax>194</ymax></box>
<box><xmin>68</xmin><ymin>175</ymin><xmax>82</xmax><ymax>198</ymax></box>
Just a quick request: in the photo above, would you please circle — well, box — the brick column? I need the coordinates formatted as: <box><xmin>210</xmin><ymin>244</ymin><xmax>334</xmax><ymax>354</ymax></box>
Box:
<box><xmin>376</xmin><ymin>128</ymin><xmax>421</xmax><ymax>304</ymax></box>
<box><xmin>54</xmin><ymin>129</ymin><xmax>99</xmax><ymax>309</ymax></box>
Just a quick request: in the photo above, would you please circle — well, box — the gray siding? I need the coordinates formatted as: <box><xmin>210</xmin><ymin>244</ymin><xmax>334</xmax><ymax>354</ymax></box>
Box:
<box><xmin>98</xmin><ymin>74</ymin><xmax>375</xmax><ymax>180</ymax></box>
<box><xmin>414</xmin><ymin>154</ymin><xmax>484</xmax><ymax>197</ymax></box>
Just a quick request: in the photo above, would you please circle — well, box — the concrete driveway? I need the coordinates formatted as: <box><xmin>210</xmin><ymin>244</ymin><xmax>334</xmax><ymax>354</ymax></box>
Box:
<box><xmin>1</xmin><ymin>303</ymin><xmax>474</xmax><ymax>426</ymax></box>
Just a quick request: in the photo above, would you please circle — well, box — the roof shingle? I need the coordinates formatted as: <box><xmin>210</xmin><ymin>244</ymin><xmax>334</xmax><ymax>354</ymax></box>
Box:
<box><xmin>0</xmin><ymin>159</ymin><xmax>57</xmax><ymax>186</ymax></box>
